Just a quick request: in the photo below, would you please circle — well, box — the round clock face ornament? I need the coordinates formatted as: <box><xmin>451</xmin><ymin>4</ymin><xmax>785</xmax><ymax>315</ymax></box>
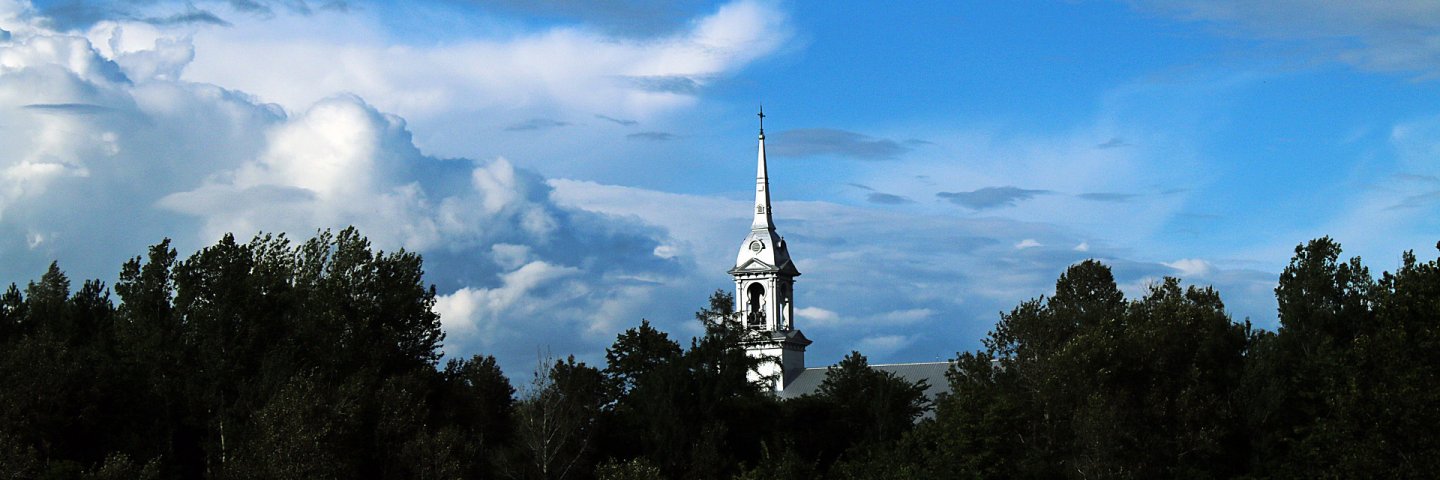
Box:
<box><xmin>749</xmin><ymin>239</ymin><xmax>764</xmax><ymax>252</ymax></box>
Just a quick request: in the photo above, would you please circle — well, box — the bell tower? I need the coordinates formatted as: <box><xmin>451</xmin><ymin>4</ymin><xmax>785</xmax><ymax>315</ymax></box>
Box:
<box><xmin>729</xmin><ymin>108</ymin><xmax>810</xmax><ymax>392</ymax></box>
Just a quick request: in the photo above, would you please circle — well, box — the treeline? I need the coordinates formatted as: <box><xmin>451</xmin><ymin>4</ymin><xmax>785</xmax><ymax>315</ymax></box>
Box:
<box><xmin>0</xmin><ymin>230</ymin><xmax>1437</xmax><ymax>479</ymax></box>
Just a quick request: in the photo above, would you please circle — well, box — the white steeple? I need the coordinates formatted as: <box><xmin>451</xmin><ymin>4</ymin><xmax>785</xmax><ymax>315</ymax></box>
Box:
<box><xmin>733</xmin><ymin>108</ymin><xmax>798</xmax><ymax>288</ymax></box>
<box><xmin>729</xmin><ymin>108</ymin><xmax>810</xmax><ymax>393</ymax></box>
<box><xmin>753</xmin><ymin>107</ymin><xmax>775</xmax><ymax>231</ymax></box>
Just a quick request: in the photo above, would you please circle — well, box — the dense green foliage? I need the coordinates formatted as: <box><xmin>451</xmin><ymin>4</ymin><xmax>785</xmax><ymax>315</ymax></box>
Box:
<box><xmin>2</xmin><ymin>230</ymin><xmax>1438</xmax><ymax>478</ymax></box>
<box><xmin>0</xmin><ymin>229</ymin><xmax>513</xmax><ymax>478</ymax></box>
<box><xmin>839</xmin><ymin>238</ymin><xmax>1440</xmax><ymax>479</ymax></box>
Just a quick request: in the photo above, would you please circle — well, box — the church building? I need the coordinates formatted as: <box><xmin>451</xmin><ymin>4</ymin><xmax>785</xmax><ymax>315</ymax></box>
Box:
<box><xmin>728</xmin><ymin>111</ymin><xmax>950</xmax><ymax>404</ymax></box>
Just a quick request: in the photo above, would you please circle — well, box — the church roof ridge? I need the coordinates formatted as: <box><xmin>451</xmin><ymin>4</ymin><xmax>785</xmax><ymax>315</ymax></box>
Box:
<box><xmin>799</xmin><ymin>360</ymin><xmax>953</xmax><ymax>371</ymax></box>
<box><xmin>868</xmin><ymin>360</ymin><xmax>954</xmax><ymax>367</ymax></box>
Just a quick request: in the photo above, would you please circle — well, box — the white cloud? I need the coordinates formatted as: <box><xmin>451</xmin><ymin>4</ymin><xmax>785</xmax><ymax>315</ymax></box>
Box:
<box><xmin>435</xmin><ymin>260</ymin><xmax>582</xmax><ymax>344</ymax></box>
<box><xmin>795</xmin><ymin>306</ymin><xmax>840</xmax><ymax>326</ymax></box>
<box><xmin>1163</xmin><ymin>258</ymin><xmax>1212</xmax><ymax>278</ymax></box>
<box><xmin>161</xmin><ymin>0</ymin><xmax>790</xmax><ymax>122</ymax></box>
<box><xmin>856</xmin><ymin>334</ymin><xmax>914</xmax><ymax>359</ymax></box>
<box><xmin>878</xmin><ymin>308</ymin><xmax>934</xmax><ymax>325</ymax></box>
<box><xmin>1015</xmin><ymin>238</ymin><xmax>1042</xmax><ymax>249</ymax></box>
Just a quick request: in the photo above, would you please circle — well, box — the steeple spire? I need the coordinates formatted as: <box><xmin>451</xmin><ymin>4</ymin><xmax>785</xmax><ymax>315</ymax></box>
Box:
<box><xmin>730</xmin><ymin>108</ymin><xmax>808</xmax><ymax>393</ymax></box>
<box><xmin>753</xmin><ymin>106</ymin><xmax>775</xmax><ymax>231</ymax></box>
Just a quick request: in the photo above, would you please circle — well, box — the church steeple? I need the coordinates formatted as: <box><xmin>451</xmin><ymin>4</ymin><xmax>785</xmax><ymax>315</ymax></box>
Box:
<box><xmin>753</xmin><ymin>107</ymin><xmax>775</xmax><ymax>231</ymax></box>
<box><xmin>732</xmin><ymin>108</ymin><xmax>799</xmax><ymax>310</ymax></box>
<box><xmin>729</xmin><ymin>109</ymin><xmax>810</xmax><ymax>393</ymax></box>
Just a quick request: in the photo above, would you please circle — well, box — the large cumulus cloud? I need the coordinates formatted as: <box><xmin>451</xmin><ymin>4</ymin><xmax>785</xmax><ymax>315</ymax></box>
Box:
<box><xmin>0</xmin><ymin>2</ymin><xmax>687</xmax><ymax>372</ymax></box>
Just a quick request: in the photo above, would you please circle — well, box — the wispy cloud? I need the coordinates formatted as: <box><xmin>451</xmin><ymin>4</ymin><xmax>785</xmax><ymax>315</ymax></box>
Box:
<box><xmin>505</xmin><ymin>118</ymin><xmax>572</xmax><ymax>131</ymax></box>
<box><xmin>1095</xmin><ymin>137</ymin><xmax>1131</xmax><ymax>149</ymax></box>
<box><xmin>143</xmin><ymin>10</ymin><xmax>232</xmax><ymax>27</ymax></box>
<box><xmin>175</xmin><ymin>0</ymin><xmax>791</xmax><ymax>122</ymax></box>
<box><xmin>1136</xmin><ymin>1</ymin><xmax>1440</xmax><ymax>78</ymax></box>
<box><xmin>595</xmin><ymin>114</ymin><xmax>638</xmax><ymax>126</ymax></box>
<box><xmin>615</xmin><ymin>75</ymin><xmax>703</xmax><ymax>94</ymax></box>
<box><xmin>847</xmin><ymin>183</ymin><xmax>911</xmax><ymax>204</ymax></box>
<box><xmin>1394</xmin><ymin>173</ymin><xmax>1440</xmax><ymax>184</ymax></box>
<box><xmin>769</xmin><ymin>128</ymin><xmax>910</xmax><ymax>160</ymax></box>
<box><xmin>1387</xmin><ymin>190</ymin><xmax>1440</xmax><ymax>210</ymax></box>
<box><xmin>626</xmin><ymin>131</ymin><xmax>676</xmax><ymax>141</ymax></box>
<box><xmin>23</xmin><ymin>104</ymin><xmax>115</xmax><ymax>115</ymax></box>
<box><xmin>937</xmin><ymin>186</ymin><xmax>1050</xmax><ymax>210</ymax></box>
<box><xmin>32</xmin><ymin>0</ymin><xmax>341</xmax><ymax>29</ymax></box>
<box><xmin>461</xmin><ymin>0</ymin><xmax>716</xmax><ymax>36</ymax></box>
<box><xmin>867</xmin><ymin>192</ymin><xmax>913</xmax><ymax>205</ymax></box>
<box><xmin>1079</xmin><ymin>192</ymin><xmax>1139</xmax><ymax>202</ymax></box>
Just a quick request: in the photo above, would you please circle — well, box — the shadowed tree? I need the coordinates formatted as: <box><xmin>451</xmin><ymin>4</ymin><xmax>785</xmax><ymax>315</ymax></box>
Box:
<box><xmin>816</xmin><ymin>352</ymin><xmax>929</xmax><ymax>447</ymax></box>
<box><xmin>513</xmin><ymin>356</ymin><xmax>608</xmax><ymax>480</ymax></box>
<box><xmin>597</xmin><ymin>290</ymin><xmax>773</xmax><ymax>480</ymax></box>
<box><xmin>920</xmin><ymin>260</ymin><xmax>1250</xmax><ymax>479</ymax></box>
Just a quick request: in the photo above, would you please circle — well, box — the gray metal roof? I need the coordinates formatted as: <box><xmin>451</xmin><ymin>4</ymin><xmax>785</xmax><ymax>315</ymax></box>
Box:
<box><xmin>778</xmin><ymin>361</ymin><xmax>953</xmax><ymax>418</ymax></box>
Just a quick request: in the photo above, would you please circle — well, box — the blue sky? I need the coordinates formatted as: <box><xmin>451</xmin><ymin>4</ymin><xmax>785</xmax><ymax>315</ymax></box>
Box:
<box><xmin>3</xmin><ymin>0</ymin><xmax>1439</xmax><ymax>375</ymax></box>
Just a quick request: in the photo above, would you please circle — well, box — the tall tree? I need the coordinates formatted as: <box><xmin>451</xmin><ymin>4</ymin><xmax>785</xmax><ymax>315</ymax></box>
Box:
<box><xmin>815</xmin><ymin>352</ymin><xmax>929</xmax><ymax>448</ymax></box>
<box><xmin>928</xmin><ymin>260</ymin><xmax>1251</xmax><ymax>478</ymax></box>
<box><xmin>1249</xmin><ymin>237</ymin><xmax>1377</xmax><ymax>476</ymax></box>
<box><xmin>597</xmin><ymin>291</ymin><xmax>774</xmax><ymax>479</ymax></box>
<box><xmin>513</xmin><ymin>356</ymin><xmax>608</xmax><ymax>480</ymax></box>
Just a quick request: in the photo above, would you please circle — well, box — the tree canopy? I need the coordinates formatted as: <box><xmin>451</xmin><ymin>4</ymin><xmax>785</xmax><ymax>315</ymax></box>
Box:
<box><xmin>3</xmin><ymin>230</ymin><xmax>1438</xmax><ymax>478</ymax></box>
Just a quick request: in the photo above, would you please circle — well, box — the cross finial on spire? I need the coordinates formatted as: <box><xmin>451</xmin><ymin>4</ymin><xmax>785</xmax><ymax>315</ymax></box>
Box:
<box><xmin>758</xmin><ymin>105</ymin><xmax>765</xmax><ymax>135</ymax></box>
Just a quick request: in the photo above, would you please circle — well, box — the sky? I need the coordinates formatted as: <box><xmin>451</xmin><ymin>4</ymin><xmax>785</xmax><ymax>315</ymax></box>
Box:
<box><xmin>3</xmin><ymin>0</ymin><xmax>1439</xmax><ymax>376</ymax></box>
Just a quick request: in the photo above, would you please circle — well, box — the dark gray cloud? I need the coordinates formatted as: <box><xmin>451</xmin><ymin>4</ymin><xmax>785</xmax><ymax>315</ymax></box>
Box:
<box><xmin>1095</xmin><ymin>137</ymin><xmax>1131</xmax><ymax>149</ymax></box>
<box><xmin>23</xmin><ymin>103</ymin><xmax>115</xmax><ymax>115</ymax></box>
<box><xmin>937</xmin><ymin>186</ymin><xmax>1050</xmax><ymax>210</ymax></box>
<box><xmin>595</xmin><ymin>114</ymin><xmax>637</xmax><ymax>126</ymax></box>
<box><xmin>867</xmin><ymin>192</ymin><xmax>913</xmax><ymax>205</ymax></box>
<box><xmin>1079</xmin><ymin>192</ymin><xmax>1139</xmax><ymax>202</ymax></box>
<box><xmin>626</xmin><ymin>131</ymin><xmax>675</xmax><ymax>141</ymax></box>
<box><xmin>143</xmin><ymin>10</ymin><xmax>232</xmax><ymax>26</ymax></box>
<box><xmin>463</xmin><ymin>0</ymin><xmax>714</xmax><ymax>36</ymax></box>
<box><xmin>846</xmin><ymin>183</ymin><xmax>911</xmax><ymax>204</ymax></box>
<box><xmin>1388</xmin><ymin>190</ymin><xmax>1440</xmax><ymax>210</ymax></box>
<box><xmin>768</xmin><ymin>128</ymin><xmax>911</xmax><ymax>161</ymax></box>
<box><xmin>225</xmin><ymin>0</ymin><xmax>349</xmax><ymax>16</ymax></box>
<box><xmin>1395</xmin><ymin>173</ymin><xmax>1440</xmax><ymax>184</ymax></box>
<box><xmin>615</xmin><ymin>75</ymin><xmax>702</xmax><ymax>94</ymax></box>
<box><xmin>1135</xmin><ymin>1</ymin><xmax>1440</xmax><ymax>78</ymax></box>
<box><xmin>228</xmin><ymin>0</ymin><xmax>271</xmax><ymax>14</ymax></box>
<box><xmin>31</xmin><ymin>0</ymin><xmax>347</xmax><ymax>29</ymax></box>
<box><xmin>504</xmin><ymin>118</ymin><xmax>572</xmax><ymax>131</ymax></box>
